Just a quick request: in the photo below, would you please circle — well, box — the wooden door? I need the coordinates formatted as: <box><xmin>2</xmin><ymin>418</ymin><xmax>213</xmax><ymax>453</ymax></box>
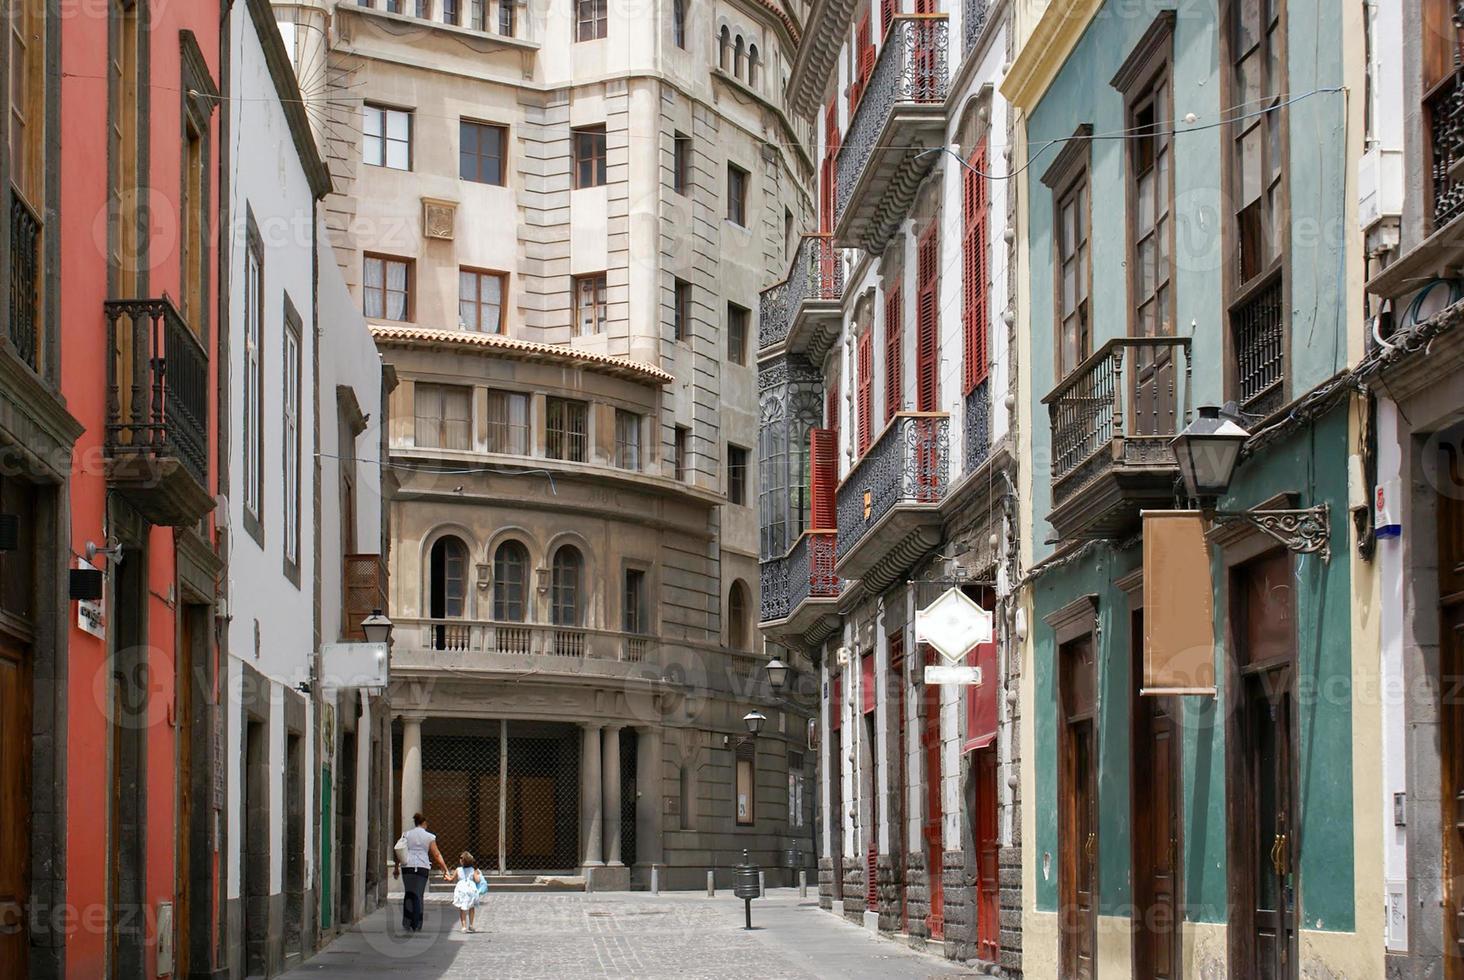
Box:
<box><xmin>0</xmin><ymin>634</ymin><xmax>30</xmax><ymax>977</ymax></box>
<box><xmin>922</xmin><ymin>675</ymin><xmax>943</xmax><ymax>939</ymax></box>
<box><xmin>1061</xmin><ymin>636</ymin><xmax>1098</xmax><ymax>980</ymax></box>
<box><xmin>974</xmin><ymin>746</ymin><xmax>1000</xmax><ymax>961</ymax></box>
<box><xmin>1246</xmin><ymin>669</ymin><xmax>1296</xmax><ymax>980</ymax></box>
<box><xmin>1133</xmin><ymin>610</ymin><xmax>1181</xmax><ymax>979</ymax></box>
<box><xmin>1437</xmin><ymin>457</ymin><xmax>1464</xmax><ymax>979</ymax></box>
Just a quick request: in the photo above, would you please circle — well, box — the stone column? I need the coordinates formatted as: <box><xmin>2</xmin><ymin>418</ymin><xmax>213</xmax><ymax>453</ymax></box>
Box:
<box><xmin>581</xmin><ymin>723</ymin><xmax>604</xmax><ymax>867</ymax></box>
<box><xmin>603</xmin><ymin>725</ymin><xmax>623</xmax><ymax>866</ymax></box>
<box><xmin>399</xmin><ymin>716</ymin><xmax>423</xmax><ymax>831</ymax></box>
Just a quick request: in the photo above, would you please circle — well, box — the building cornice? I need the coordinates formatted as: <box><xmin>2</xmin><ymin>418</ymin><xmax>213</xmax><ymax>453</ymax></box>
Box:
<box><xmin>370</xmin><ymin>325</ymin><xmax>675</xmax><ymax>386</ymax></box>
<box><xmin>245</xmin><ymin>0</ymin><xmax>332</xmax><ymax>199</ymax></box>
<box><xmin>1000</xmin><ymin>0</ymin><xmax>1102</xmax><ymax>113</ymax></box>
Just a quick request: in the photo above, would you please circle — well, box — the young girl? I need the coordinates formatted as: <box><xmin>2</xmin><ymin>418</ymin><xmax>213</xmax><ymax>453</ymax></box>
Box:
<box><xmin>451</xmin><ymin>851</ymin><xmax>484</xmax><ymax>933</ymax></box>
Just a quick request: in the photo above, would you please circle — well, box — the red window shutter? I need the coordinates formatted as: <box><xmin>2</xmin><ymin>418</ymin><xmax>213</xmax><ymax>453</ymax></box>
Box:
<box><xmin>884</xmin><ymin>283</ymin><xmax>903</xmax><ymax>423</ymax></box>
<box><xmin>809</xmin><ymin>427</ymin><xmax>838</xmax><ymax>529</ymax></box>
<box><xmin>857</xmin><ymin>330</ymin><xmax>873</xmax><ymax>455</ymax></box>
<box><xmin>826</xmin><ymin>382</ymin><xmax>840</xmax><ymax>436</ymax></box>
<box><xmin>915</xmin><ymin>224</ymin><xmax>940</xmax><ymax>412</ymax></box>
<box><xmin>963</xmin><ymin>139</ymin><xmax>990</xmax><ymax>394</ymax></box>
<box><xmin>850</xmin><ymin>12</ymin><xmax>873</xmax><ymax>110</ymax></box>
<box><xmin>861</xmin><ymin>652</ymin><xmax>876</xmax><ymax>714</ymax></box>
<box><xmin>880</xmin><ymin>0</ymin><xmax>897</xmax><ymax>35</ymax></box>
<box><xmin>964</xmin><ymin>590</ymin><xmax>998</xmax><ymax>749</ymax></box>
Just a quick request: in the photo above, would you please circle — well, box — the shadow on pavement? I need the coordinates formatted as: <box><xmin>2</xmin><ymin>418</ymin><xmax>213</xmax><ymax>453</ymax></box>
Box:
<box><xmin>289</xmin><ymin>902</ymin><xmax>468</xmax><ymax>976</ymax></box>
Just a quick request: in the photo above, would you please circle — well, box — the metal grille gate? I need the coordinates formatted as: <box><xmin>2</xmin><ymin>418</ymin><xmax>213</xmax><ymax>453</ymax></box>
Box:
<box><xmin>416</xmin><ymin>720</ymin><xmax>581</xmax><ymax>873</ymax></box>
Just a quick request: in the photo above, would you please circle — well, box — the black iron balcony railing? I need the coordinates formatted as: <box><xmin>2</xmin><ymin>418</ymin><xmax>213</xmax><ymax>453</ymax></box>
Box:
<box><xmin>836</xmin><ymin>413</ymin><xmax>949</xmax><ymax>561</ymax></box>
<box><xmin>759</xmin><ymin>234</ymin><xmax>844</xmax><ymax>351</ymax></box>
<box><xmin>963</xmin><ymin>0</ymin><xmax>990</xmax><ymax>58</ymax></box>
<box><xmin>9</xmin><ymin>189</ymin><xmax>40</xmax><ymax>371</ymax></box>
<box><xmin>104</xmin><ymin>297</ymin><xmax>209</xmax><ymax>483</ymax></box>
<box><xmin>760</xmin><ymin>530</ymin><xmax>840</xmax><ymax>624</ymax></box>
<box><xmin>1045</xmin><ymin>336</ymin><xmax>1192</xmax><ymax>508</ymax></box>
<box><xmin>835</xmin><ymin>15</ymin><xmax>949</xmax><ymax>231</ymax></box>
<box><xmin>1427</xmin><ymin>20</ymin><xmax>1464</xmax><ymax>230</ymax></box>
<box><xmin>760</xmin><ymin>551</ymin><xmax>791</xmax><ymax>622</ymax></box>
<box><xmin>1232</xmin><ymin>273</ymin><xmax>1285</xmax><ymax>416</ymax></box>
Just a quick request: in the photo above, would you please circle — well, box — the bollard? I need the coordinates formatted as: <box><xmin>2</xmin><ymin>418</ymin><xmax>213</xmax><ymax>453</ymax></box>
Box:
<box><xmin>799</xmin><ymin>869</ymin><xmax>807</xmax><ymax>898</ymax></box>
<box><xmin>759</xmin><ymin>871</ymin><xmax>766</xmax><ymax>899</ymax></box>
<box><xmin>651</xmin><ymin>865</ymin><xmax>660</xmax><ymax>895</ymax></box>
<box><xmin>707</xmin><ymin>870</ymin><xmax>715</xmax><ymax>897</ymax></box>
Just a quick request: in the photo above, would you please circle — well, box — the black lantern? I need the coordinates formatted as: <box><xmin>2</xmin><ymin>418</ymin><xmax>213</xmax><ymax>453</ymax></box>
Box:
<box><xmin>764</xmin><ymin>657</ymin><xmax>790</xmax><ymax>693</ymax></box>
<box><xmin>1170</xmin><ymin>405</ymin><xmax>1249</xmax><ymax>502</ymax></box>
<box><xmin>361</xmin><ymin>608</ymin><xmax>394</xmax><ymax>645</ymax></box>
<box><xmin>742</xmin><ymin>709</ymin><xmax>767</xmax><ymax>735</ymax></box>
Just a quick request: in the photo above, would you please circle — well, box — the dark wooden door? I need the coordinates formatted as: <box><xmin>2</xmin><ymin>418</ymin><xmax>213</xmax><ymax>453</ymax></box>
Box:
<box><xmin>1061</xmin><ymin>636</ymin><xmax>1098</xmax><ymax>980</ymax></box>
<box><xmin>1133</xmin><ymin>610</ymin><xmax>1181</xmax><ymax>979</ymax></box>
<box><xmin>922</xmin><ymin>679</ymin><xmax>943</xmax><ymax>939</ymax></box>
<box><xmin>0</xmin><ymin>633</ymin><xmax>30</xmax><ymax>977</ymax></box>
<box><xmin>1246</xmin><ymin>669</ymin><xmax>1296</xmax><ymax>980</ymax></box>
<box><xmin>974</xmin><ymin>746</ymin><xmax>1000</xmax><ymax>961</ymax></box>
<box><xmin>1437</xmin><ymin>457</ymin><xmax>1464</xmax><ymax>979</ymax></box>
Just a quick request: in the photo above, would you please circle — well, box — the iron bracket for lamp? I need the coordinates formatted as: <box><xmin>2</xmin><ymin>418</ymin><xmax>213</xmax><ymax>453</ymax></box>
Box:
<box><xmin>1208</xmin><ymin>503</ymin><xmax>1331</xmax><ymax>562</ymax></box>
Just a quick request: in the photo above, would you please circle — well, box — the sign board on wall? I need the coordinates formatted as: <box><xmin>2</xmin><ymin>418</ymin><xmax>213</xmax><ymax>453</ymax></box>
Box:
<box><xmin>914</xmin><ymin>587</ymin><xmax>994</xmax><ymax>663</ymax></box>
<box><xmin>1141</xmin><ymin>511</ymin><xmax>1217</xmax><ymax>695</ymax></box>
<box><xmin>76</xmin><ymin>558</ymin><xmax>105</xmax><ymax>639</ymax></box>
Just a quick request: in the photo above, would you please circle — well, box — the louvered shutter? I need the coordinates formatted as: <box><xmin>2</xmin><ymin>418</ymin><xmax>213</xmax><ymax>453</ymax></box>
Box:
<box><xmin>880</xmin><ymin>0</ymin><xmax>897</xmax><ymax>35</ymax></box>
<box><xmin>827</xmin><ymin>382</ymin><xmax>840</xmax><ymax>436</ymax></box>
<box><xmin>885</xmin><ymin>283</ymin><xmax>903</xmax><ymax>422</ymax></box>
<box><xmin>809</xmin><ymin>427</ymin><xmax>838</xmax><ymax>529</ymax></box>
<box><xmin>916</xmin><ymin>224</ymin><xmax>940</xmax><ymax>412</ymax></box>
<box><xmin>963</xmin><ymin>138</ymin><xmax>990</xmax><ymax>394</ymax></box>
<box><xmin>850</xmin><ymin>13</ymin><xmax>873</xmax><ymax>110</ymax></box>
<box><xmin>857</xmin><ymin>330</ymin><xmax>874</xmax><ymax>455</ymax></box>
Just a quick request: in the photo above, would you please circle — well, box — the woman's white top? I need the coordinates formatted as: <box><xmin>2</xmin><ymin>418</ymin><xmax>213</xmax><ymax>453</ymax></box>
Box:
<box><xmin>402</xmin><ymin>826</ymin><xmax>435</xmax><ymax>868</ymax></box>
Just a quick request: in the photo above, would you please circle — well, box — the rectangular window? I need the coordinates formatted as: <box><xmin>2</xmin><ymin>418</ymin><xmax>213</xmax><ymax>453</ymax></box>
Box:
<box><xmin>672</xmin><ymin>0</ymin><xmax>686</xmax><ymax>47</ymax></box>
<box><xmin>498</xmin><ymin>0</ymin><xmax>515</xmax><ymax>34</ymax></box>
<box><xmin>413</xmin><ymin>0</ymin><xmax>427</xmax><ymax>16</ymax></box>
<box><xmin>243</xmin><ymin>228</ymin><xmax>264</xmax><ymax>526</ymax></box>
<box><xmin>1128</xmin><ymin>73</ymin><xmax>1172</xmax><ymax>341</ymax></box>
<box><xmin>674</xmin><ymin>278</ymin><xmax>692</xmax><ymax>341</ymax></box>
<box><xmin>459</xmin><ymin>267</ymin><xmax>506</xmax><ymax>332</ymax></box>
<box><xmin>484</xmin><ymin>390</ymin><xmax>529</xmax><ymax>454</ymax></box>
<box><xmin>623</xmin><ymin>568</ymin><xmax>647</xmax><ymax>633</ymax></box>
<box><xmin>885</xmin><ymin>282</ymin><xmax>903</xmax><ymax>422</ymax></box>
<box><xmin>727</xmin><ymin>302</ymin><xmax>749</xmax><ymax>364</ymax></box>
<box><xmin>576</xmin><ymin>0</ymin><xmax>607</xmax><ymax>41</ymax></box>
<box><xmin>674</xmin><ymin>131</ymin><xmax>692</xmax><ymax>193</ymax></box>
<box><xmin>1228</xmin><ymin>0</ymin><xmax>1284</xmax><ymax>287</ymax></box>
<box><xmin>674</xmin><ymin>425</ymin><xmax>689</xmax><ymax>481</ymax></box>
<box><xmin>363</xmin><ymin>104</ymin><xmax>411</xmax><ymax>170</ymax></box>
<box><xmin>727</xmin><ymin>444</ymin><xmax>748</xmax><ymax>505</ymax></box>
<box><xmin>363</xmin><ymin>254</ymin><xmax>412</xmax><ymax>321</ymax></box>
<box><xmin>283</xmin><ymin>304</ymin><xmax>302</xmax><ymax>577</ymax></box>
<box><xmin>1054</xmin><ymin>173</ymin><xmax>1090</xmax><ymax>379</ymax></box>
<box><xmin>726</xmin><ymin>163</ymin><xmax>748</xmax><ymax>225</ymax></box>
<box><xmin>615</xmin><ymin>409</ymin><xmax>642</xmax><ymax>469</ymax></box>
<box><xmin>573</xmin><ymin>273</ymin><xmax>608</xmax><ymax>336</ymax></box>
<box><xmin>545</xmin><ymin>397</ymin><xmax>588</xmax><ymax>461</ymax></box>
<box><xmin>181</xmin><ymin>121</ymin><xmax>206</xmax><ymax>326</ymax></box>
<box><xmin>572</xmin><ymin>125</ymin><xmax>607</xmax><ymax>188</ymax></box>
<box><xmin>414</xmin><ymin>383</ymin><xmax>471</xmax><ymax>450</ymax></box>
<box><xmin>469</xmin><ymin>0</ymin><xmax>485</xmax><ymax>29</ymax></box>
<box><xmin>440</xmin><ymin>0</ymin><xmax>459</xmax><ymax>23</ymax></box>
<box><xmin>460</xmin><ymin>120</ymin><xmax>506</xmax><ymax>185</ymax></box>
<box><xmin>735</xmin><ymin>748</ymin><xmax>755</xmax><ymax>825</ymax></box>
<box><xmin>963</xmin><ymin>138</ymin><xmax>990</xmax><ymax>393</ymax></box>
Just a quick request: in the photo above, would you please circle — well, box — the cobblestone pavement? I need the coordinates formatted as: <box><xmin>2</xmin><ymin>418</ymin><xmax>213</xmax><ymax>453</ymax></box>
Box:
<box><xmin>288</xmin><ymin>889</ymin><xmax>978</xmax><ymax>979</ymax></box>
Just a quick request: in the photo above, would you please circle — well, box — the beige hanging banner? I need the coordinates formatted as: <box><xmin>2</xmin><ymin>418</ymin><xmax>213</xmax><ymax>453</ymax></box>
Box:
<box><xmin>1141</xmin><ymin>510</ymin><xmax>1217</xmax><ymax>696</ymax></box>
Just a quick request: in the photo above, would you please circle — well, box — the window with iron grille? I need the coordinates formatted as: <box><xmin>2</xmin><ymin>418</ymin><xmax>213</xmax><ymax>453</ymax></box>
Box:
<box><xmin>615</xmin><ymin>409</ymin><xmax>642</xmax><ymax>469</ymax></box>
<box><xmin>493</xmin><ymin>540</ymin><xmax>529</xmax><ymax>621</ymax></box>
<box><xmin>674</xmin><ymin>131</ymin><xmax>692</xmax><ymax>194</ymax></box>
<box><xmin>572</xmin><ymin>125</ymin><xmax>607</xmax><ymax>188</ymax></box>
<box><xmin>545</xmin><ymin>397</ymin><xmax>587</xmax><ymax>461</ymax></box>
<box><xmin>363</xmin><ymin>254</ymin><xmax>412</xmax><ymax>321</ymax></box>
<box><xmin>727</xmin><ymin>444</ymin><xmax>749</xmax><ymax>505</ymax></box>
<box><xmin>459</xmin><ymin>267</ymin><xmax>506</xmax><ymax>332</ymax></box>
<box><xmin>727</xmin><ymin>301</ymin><xmax>749</xmax><ymax>364</ymax></box>
<box><xmin>415</xmin><ymin>383</ymin><xmax>471</xmax><ymax>450</ymax></box>
<box><xmin>484</xmin><ymin>390</ymin><xmax>529</xmax><ymax>455</ymax></box>
<box><xmin>576</xmin><ymin>0</ymin><xmax>607</xmax><ymax>41</ymax></box>
<box><xmin>363</xmin><ymin>104</ymin><xmax>411</xmax><ymax>170</ymax></box>
<box><xmin>623</xmin><ymin>568</ymin><xmax>648</xmax><ymax>633</ymax></box>
<box><xmin>726</xmin><ymin>163</ymin><xmax>749</xmax><ymax>225</ymax></box>
<box><xmin>573</xmin><ymin>273</ymin><xmax>607</xmax><ymax>335</ymax></box>
<box><xmin>460</xmin><ymin>120</ymin><xmax>506</xmax><ymax>185</ymax></box>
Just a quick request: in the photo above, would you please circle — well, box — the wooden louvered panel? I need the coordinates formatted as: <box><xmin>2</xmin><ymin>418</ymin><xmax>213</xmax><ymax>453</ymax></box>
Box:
<box><xmin>916</xmin><ymin>224</ymin><xmax>940</xmax><ymax>412</ymax></box>
<box><xmin>963</xmin><ymin>139</ymin><xmax>990</xmax><ymax>394</ymax></box>
<box><xmin>857</xmin><ymin>330</ymin><xmax>874</xmax><ymax>455</ymax></box>
<box><xmin>885</xmin><ymin>283</ymin><xmax>903</xmax><ymax>423</ymax></box>
<box><xmin>809</xmin><ymin>428</ymin><xmax>838</xmax><ymax>530</ymax></box>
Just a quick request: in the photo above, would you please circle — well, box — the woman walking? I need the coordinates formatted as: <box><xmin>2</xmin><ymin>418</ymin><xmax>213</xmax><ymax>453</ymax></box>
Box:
<box><xmin>393</xmin><ymin>812</ymin><xmax>451</xmax><ymax>932</ymax></box>
<box><xmin>451</xmin><ymin>851</ymin><xmax>485</xmax><ymax>933</ymax></box>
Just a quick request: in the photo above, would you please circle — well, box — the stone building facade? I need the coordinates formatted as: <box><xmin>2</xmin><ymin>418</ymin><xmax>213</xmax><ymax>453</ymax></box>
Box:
<box><xmin>275</xmin><ymin>0</ymin><xmax>819</xmax><ymax>888</ymax></box>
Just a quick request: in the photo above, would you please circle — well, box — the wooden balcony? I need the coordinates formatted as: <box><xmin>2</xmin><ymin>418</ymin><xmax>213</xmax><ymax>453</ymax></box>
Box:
<box><xmin>759</xmin><ymin>530</ymin><xmax>841</xmax><ymax>647</ymax></box>
<box><xmin>835</xmin><ymin>413</ymin><xmax>948</xmax><ymax>592</ymax></box>
<box><xmin>342</xmin><ymin>554</ymin><xmax>388</xmax><ymax>641</ymax></box>
<box><xmin>1043</xmin><ymin>337</ymin><xmax>1192</xmax><ymax>541</ymax></box>
<box><xmin>759</xmin><ymin>234</ymin><xmax>844</xmax><ymax>361</ymax></box>
<box><xmin>834</xmin><ymin>16</ymin><xmax>949</xmax><ymax>254</ymax></box>
<box><xmin>104</xmin><ymin>297</ymin><xmax>213</xmax><ymax>527</ymax></box>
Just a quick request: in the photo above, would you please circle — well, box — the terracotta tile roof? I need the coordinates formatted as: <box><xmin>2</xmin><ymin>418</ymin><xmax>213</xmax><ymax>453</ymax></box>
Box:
<box><xmin>370</xmin><ymin>325</ymin><xmax>674</xmax><ymax>385</ymax></box>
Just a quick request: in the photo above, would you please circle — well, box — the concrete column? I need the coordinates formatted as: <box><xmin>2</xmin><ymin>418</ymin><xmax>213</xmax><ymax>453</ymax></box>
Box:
<box><xmin>399</xmin><ymin>716</ymin><xmax>423</xmax><ymax>831</ymax></box>
<box><xmin>581</xmin><ymin>723</ymin><xmax>604</xmax><ymax>867</ymax></box>
<box><xmin>603</xmin><ymin>725</ymin><xmax>623</xmax><ymax>866</ymax></box>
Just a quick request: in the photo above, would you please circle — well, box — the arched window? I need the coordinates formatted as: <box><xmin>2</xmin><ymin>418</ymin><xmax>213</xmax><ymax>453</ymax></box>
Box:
<box><xmin>747</xmin><ymin>43</ymin><xmax>759</xmax><ymax>88</ymax></box>
<box><xmin>429</xmin><ymin>535</ymin><xmax>469</xmax><ymax>649</ymax></box>
<box><xmin>493</xmin><ymin>540</ymin><xmax>529</xmax><ymax>622</ymax></box>
<box><xmin>551</xmin><ymin>545</ymin><xmax>583</xmax><ymax>626</ymax></box>
<box><xmin>728</xmin><ymin>579</ymin><xmax>750</xmax><ymax>650</ymax></box>
<box><xmin>719</xmin><ymin>26</ymin><xmax>731</xmax><ymax>70</ymax></box>
<box><xmin>734</xmin><ymin>35</ymin><xmax>745</xmax><ymax>78</ymax></box>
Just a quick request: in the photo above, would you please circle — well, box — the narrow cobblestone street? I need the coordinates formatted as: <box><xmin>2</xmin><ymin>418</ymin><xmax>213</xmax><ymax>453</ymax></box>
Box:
<box><xmin>284</xmin><ymin>890</ymin><xmax>975</xmax><ymax>979</ymax></box>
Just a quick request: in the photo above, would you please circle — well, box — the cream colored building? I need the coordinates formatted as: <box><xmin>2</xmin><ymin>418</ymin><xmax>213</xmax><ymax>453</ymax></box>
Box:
<box><xmin>273</xmin><ymin>0</ymin><xmax>818</xmax><ymax>888</ymax></box>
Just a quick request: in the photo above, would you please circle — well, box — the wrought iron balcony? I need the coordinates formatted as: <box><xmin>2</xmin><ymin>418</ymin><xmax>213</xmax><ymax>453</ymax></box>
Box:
<box><xmin>1427</xmin><ymin>54</ymin><xmax>1464</xmax><ymax>231</ymax></box>
<box><xmin>759</xmin><ymin>531</ymin><xmax>840</xmax><ymax>643</ymax></box>
<box><xmin>9</xmin><ymin>189</ymin><xmax>40</xmax><ymax>372</ymax></box>
<box><xmin>104</xmin><ymin>296</ymin><xmax>214</xmax><ymax>526</ymax></box>
<box><xmin>963</xmin><ymin>0</ymin><xmax>990</xmax><ymax>59</ymax></box>
<box><xmin>1044</xmin><ymin>336</ymin><xmax>1192</xmax><ymax>541</ymax></box>
<box><xmin>759</xmin><ymin>233</ymin><xmax>844</xmax><ymax>359</ymax></box>
<box><xmin>342</xmin><ymin>554</ymin><xmax>388</xmax><ymax>641</ymax></box>
<box><xmin>835</xmin><ymin>413</ymin><xmax>949</xmax><ymax>591</ymax></box>
<box><xmin>394</xmin><ymin>618</ymin><xmax>659</xmax><ymax>669</ymax></box>
<box><xmin>834</xmin><ymin>15</ymin><xmax>949</xmax><ymax>253</ymax></box>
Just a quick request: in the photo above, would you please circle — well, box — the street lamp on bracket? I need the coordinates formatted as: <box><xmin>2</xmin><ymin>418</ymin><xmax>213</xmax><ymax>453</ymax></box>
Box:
<box><xmin>1170</xmin><ymin>404</ymin><xmax>1332</xmax><ymax>561</ymax></box>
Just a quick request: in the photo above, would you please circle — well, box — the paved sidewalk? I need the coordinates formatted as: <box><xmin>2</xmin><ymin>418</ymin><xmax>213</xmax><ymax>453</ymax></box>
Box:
<box><xmin>287</xmin><ymin>889</ymin><xmax>977</xmax><ymax>979</ymax></box>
